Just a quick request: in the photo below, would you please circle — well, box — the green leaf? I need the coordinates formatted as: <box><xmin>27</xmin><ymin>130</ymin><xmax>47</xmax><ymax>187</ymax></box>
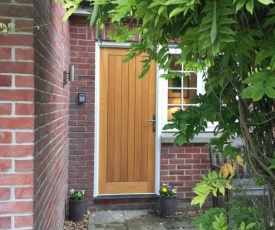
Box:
<box><xmin>158</xmin><ymin>5</ymin><xmax>167</xmax><ymax>16</ymax></box>
<box><xmin>148</xmin><ymin>0</ymin><xmax>163</xmax><ymax>8</ymax></box>
<box><xmin>246</xmin><ymin>222</ymin><xmax>256</xmax><ymax>229</ymax></box>
<box><xmin>239</xmin><ymin>221</ymin><xmax>245</xmax><ymax>230</ymax></box>
<box><xmin>211</xmin><ymin>170</ymin><xmax>218</xmax><ymax>179</ymax></box>
<box><xmin>258</xmin><ymin>0</ymin><xmax>274</xmax><ymax>4</ymax></box>
<box><xmin>191</xmin><ymin>195</ymin><xmax>207</xmax><ymax>208</ymax></box>
<box><xmin>241</xmin><ymin>85</ymin><xmax>264</xmax><ymax>101</ymax></box>
<box><xmin>255</xmin><ymin>45</ymin><xmax>275</xmax><ymax>65</ymax></box>
<box><xmin>163</xmin><ymin>0</ymin><xmax>185</xmax><ymax>5</ymax></box>
<box><xmin>210</xmin><ymin>1</ymin><xmax>217</xmax><ymax>44</ymax></box>
<box><xmin>90</xmin><ymin>5</ymin><xmax>99</xmax><ymax>28</ymax></box>
<box><xmin>218</xmin><ymin>186</ymin><xmax>225</xmax><ymax>195</ymax></box>
<box><xmin>212</xmin><ymin>188</ymin><xmax>217</xmax><ymax>197</ymax></box>
<box><xmin>236</xmin><ymin>0</ymin><xmax>247</xmax><ymax>12</ymax></box>
<box><xmin>169</xmin><ymin>7</ymin><xmax>185</xmax><ymax>18</ymax></box>
<box><xmin>264</xmin><ymin>86</ymin><xmax>275</xmax><ymax>98</ymax></box>
<box><xmin>62</xmin><ymin>0</ymin><xmax>82</xmax><ymax>21</ymax></box>
<box><xmin>174</xmin><ymin>134</ymin><xmax>186</xmax><ymax>146</ymax></box>
<box><xmin>246</xmin><ymin>0</ymin><xmax>254</xmax><ymax>14</ymax></box>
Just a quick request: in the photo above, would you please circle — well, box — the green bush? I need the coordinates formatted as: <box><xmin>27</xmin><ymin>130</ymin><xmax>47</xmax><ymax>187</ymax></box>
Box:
<box><xmin>190</xmin><ymin>195</ymin><xmax>266</xmax><ymax>230</ymax></box>
<box><xmin>190</xmin><ymin>207</ymin><xmax>227</xmax><ymax>230</ymax></box>
<box><xmin>227</xmin><ymin>196</ymin><xmax>265</xmax><ymax>229</ymax></box>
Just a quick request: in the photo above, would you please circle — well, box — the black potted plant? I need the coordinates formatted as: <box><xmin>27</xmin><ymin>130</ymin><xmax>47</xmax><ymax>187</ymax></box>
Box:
<box><xmin>68</xmin><ymin>189</ymin><xmax>86</xmax><ymax>222</ymax></box>
<box><xmin>159</xmin><ymin>184</ymin><xmax>177</xmax><ymax>217</ymax></box>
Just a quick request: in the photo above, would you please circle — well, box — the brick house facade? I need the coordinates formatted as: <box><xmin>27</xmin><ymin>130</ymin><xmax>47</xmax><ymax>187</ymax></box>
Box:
<box><xmin>68</xmin><ymin>15</ymin><xmax>211</xmax><ymax>210</ymax></box>
<box><xmin>0</xmin><ymin>2</ymin><xmax>211</xmax><ymax>229</ymax></box>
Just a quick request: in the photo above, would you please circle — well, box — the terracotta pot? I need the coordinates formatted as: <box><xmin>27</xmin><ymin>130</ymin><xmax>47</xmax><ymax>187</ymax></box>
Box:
<box><xmin>159</xmin><ymin>196</ymin><xmax>177</xmax><ymax>217</ymax></box>
<box><xmin>69</xmin><ymin>199</ymin><xmax>86</xmax><ymax>222</ymax></box>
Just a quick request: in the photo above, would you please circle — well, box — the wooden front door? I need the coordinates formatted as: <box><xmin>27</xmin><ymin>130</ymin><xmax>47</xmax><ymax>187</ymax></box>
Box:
<box><xmin>99</xmin><ymin>47</ymin><xmax>156</xmax><ymax>195</ymax></box>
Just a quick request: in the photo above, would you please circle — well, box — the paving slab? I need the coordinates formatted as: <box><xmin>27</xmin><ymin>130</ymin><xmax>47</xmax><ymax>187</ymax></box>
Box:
<box><xmin>124</xmin><ymin>210</ymin><xmax>166</xmax><ymax>230</ymax></box>
<box><xmin>162</xmin><ymin>214</ymin><xmax>196</xmax><ymax>229</ymax></box>
<box><xmin>89</xmin><ymin>210</ymin><xmax>127</xmax><ymax>230</ymax></box>
<box><xmin>88</xmin><ymin>210</ymin><xmax>196</xmax><ymax>230</ymax></box>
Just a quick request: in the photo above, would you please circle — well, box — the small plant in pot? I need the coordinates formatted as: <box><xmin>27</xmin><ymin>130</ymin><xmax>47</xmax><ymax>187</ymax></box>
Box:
<box><xmin>159</xmin><ymin>184</ymin><xmax>177</xmax><ymax>217</ymax></box>
<box><xmin>69</xmin><ymin>189</ymin><xmax>86</xmax><ymax>222</ymax></box>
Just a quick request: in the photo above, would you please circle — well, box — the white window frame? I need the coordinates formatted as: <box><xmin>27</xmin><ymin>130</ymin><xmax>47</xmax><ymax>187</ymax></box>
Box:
<box><xmin>157</xmin><ymin>47</ymin><xmax>217</xmax><ymax>133</ymax></box>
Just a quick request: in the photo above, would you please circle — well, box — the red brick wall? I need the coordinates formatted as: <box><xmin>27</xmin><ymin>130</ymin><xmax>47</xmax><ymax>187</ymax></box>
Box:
<box><xmin>0</xmin><ymin>1</ymin><xmax>35</xmax><ymax>229</ymax></box>
<box><xmin>1</xmin><ymin>0</ymin><xmax>70</xmax><ymax>229</ymax></box>
<box><xmin>161</xmin><ymin>143</ymin><xmax>211</xmax><ymax>207</ymax></box>
<box><xmin>69</xmin><ymin>15</ymin><xmax>96</xmax><ymax>209</ymax></box>
<box><xmin>33</xmin><ymin>1</ymin><xmax>70</xmax><ymax>229</ymax></box>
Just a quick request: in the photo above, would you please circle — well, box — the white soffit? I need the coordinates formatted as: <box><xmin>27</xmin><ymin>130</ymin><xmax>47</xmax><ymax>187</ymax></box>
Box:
<box><xmin>73</xmin><ymin>4</ymin><xmax>92</xmax><ymax>15</ymax></box>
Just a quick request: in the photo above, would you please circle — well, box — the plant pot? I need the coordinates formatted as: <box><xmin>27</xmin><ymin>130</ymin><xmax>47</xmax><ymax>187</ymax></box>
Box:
<box><xmin>159</xmin><ymin>196</ymin><xmax>177</xmax><ymax>217</ymax></box>
<box><xmin>69</xmin><ymin>199</ymin><xmax>86</xmax><ymax>222</ymax></box>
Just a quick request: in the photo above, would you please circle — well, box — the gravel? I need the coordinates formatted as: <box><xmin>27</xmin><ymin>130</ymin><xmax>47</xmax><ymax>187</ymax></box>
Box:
<box><xmin>64</xmin><ymin>211</ymin><xmax>89</xmax><ymax>230</ymax></box>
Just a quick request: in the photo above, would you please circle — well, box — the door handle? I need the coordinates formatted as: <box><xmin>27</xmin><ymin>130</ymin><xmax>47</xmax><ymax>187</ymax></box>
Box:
<box><xmin>146</xmin><ymin>114</ymin><xmax>156</xmax><ymax>132</ymax></box>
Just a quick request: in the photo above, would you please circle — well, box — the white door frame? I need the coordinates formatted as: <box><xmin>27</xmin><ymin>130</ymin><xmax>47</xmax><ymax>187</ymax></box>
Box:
<box><xmin>94</xmin><ymin>41</ymin><xmax>161</xmax><ymax>197</ymax></box>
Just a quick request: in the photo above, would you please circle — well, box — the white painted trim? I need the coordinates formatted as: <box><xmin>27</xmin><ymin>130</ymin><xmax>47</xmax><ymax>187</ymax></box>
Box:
<box><xmin>94</xmin><ymin>42</ymin><xmax>100</xmax><ymax>197</ymax></box>
<box><xmin>93</xmin><ymin>42</ymin><xmax>160</xmax><ymax>197</ymax></box>
<box><xmin>73</xmin><ymin>8</ymin><xmax>90</xmax><ymax>15</ymax></box>
<box><xmin>155</xmin><ymin>65</ymin><xmax>163</xmax><ymax>195</ymax></box>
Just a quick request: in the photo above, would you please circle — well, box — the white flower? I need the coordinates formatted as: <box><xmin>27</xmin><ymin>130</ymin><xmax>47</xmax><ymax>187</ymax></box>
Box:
<box><xmin>70</xmin><ymin>189</ymin><xmax>75</xmax><ymax>195</ymax></box>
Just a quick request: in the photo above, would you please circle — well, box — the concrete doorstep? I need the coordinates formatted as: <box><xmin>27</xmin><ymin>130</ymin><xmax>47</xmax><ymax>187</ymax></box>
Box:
<box><xmin>88</xmin><ymin>209</ymin><xmax>197</xmax><ymax>230</ymax></box>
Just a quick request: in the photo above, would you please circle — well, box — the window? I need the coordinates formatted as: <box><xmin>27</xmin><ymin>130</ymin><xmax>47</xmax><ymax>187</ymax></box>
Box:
<box><xmin>158</xmin><ymin>47</ymin><xmax>216</xmax><ymax>134</ymax></box>
<box><xmin>162</xmin><ymin>49</ymin><xmax>204</xmax><ymax>122</ymax></box>
<box><xmin>167</xmin><ymin>54</ymin><xmax>202</xmax><ymax>121</ymax></box>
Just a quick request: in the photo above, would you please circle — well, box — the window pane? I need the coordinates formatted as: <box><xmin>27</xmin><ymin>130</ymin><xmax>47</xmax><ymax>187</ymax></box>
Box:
<box><xmin>167</xmin><ymin>106</ymin><xmax>180</xmax><ymax>121</ymax></box>
<box><xmin>168</xmin><ymin>90</ymin><xmax>181</xmax><ymax>104</ymax></box>
<box><xmin>183</xmin><ymin>89</ymin><xmax>197</xmax><ymax>104</ymax></box>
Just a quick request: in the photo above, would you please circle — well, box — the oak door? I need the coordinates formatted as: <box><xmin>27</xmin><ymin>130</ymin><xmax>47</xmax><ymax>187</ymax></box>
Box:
<box><xmin>99</xmin><ymin>47</ymin><xmax>156</xmax><ymax>194</ymax></box>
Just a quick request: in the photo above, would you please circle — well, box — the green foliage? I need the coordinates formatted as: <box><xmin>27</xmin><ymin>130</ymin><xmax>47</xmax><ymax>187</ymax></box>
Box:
<box><xmin>191</xmin><ymin>208</ymin><xmax>227</xmax><ymax>230</ymax></box>
<box><xmin>241</xmin><ymin>70</ymin><xmax>275</xmax><ymax>101</ymax></box>
<box><xmin>191</xmin><ymin>170</ymin><xmax>233</xmax><ymax>208</ymax></box>
<box><xmin>227</xmin><ymin>196</ymin><xmax>265</xmax><ymax>229</ymax></box>
<box><xmin>213</xmin><ymin>212</ymin><xmax>228</xmax><ymax>230</ymax></box>
<box><xmin>55</xmin><ymin>0</ymin><xmax>84</xmax><ymax>20</ymax></box>
<box><xmin>191</xmin><ymin>195</ymin><xmax>264</xmax><ymax>229</ymax></box>
<box><xmin>0</xmin><ymin>22</ymin><xmax>15</xmax><ymax>35</ymax></box>
<box><xmin>69</xmin><ymin>189</ymin><xmax>86</xmax><ymax>200</ymax></box>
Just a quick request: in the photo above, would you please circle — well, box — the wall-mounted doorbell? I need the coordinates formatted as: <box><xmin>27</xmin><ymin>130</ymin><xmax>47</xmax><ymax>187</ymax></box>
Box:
<box><xmin>78</xmin><ymin>93</ymin><xmax>86</xmax><ymax>103</ymax></box>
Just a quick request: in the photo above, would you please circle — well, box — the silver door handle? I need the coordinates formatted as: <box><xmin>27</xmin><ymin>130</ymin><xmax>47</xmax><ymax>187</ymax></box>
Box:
<box><xmin>146</xmin><ymin>114</ymin><xmax>156</xmax><ymax>132</ymax></box>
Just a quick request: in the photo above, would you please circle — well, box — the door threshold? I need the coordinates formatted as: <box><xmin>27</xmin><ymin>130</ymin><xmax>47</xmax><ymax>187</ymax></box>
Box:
<box><xmin>94</xmin><ymin>194</ymin><xmax>159</xmax><ymax>200</ymax></box>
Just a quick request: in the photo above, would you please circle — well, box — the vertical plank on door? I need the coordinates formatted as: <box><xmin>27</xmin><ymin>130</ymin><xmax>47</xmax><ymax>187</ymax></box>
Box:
<box><xmin>99</xmin><ymin>48</ymin><xmax>108</xmax><ymax>192</ymax></box>
<box><xmin>127</xmin><ymin>58</ymin><xmax>136</xmax><ymax>182</ymax></box>
<box><xmin>113</xmin><ymin>55</ymin><xmax>122</xmax><ymax>182</ymax></box>
<box><xmin>120</xmin><ymin>57</ymin><xmax>129</xmax><ymax>181</ymax></box>
<box><xmin>147</xmin><ymin>61</ymin><xmax>156</xmax><ymax>191</ymax></box>
<box><xmin>134</xmin><ymin>56</ymin><xmax>142</xmax><ymax>181</ymax></box>
<box><xmin>106</xmin><ymin>54</ymin><xmax>116</xmax><ymax>182</ymax></box>
<box><xmin>138</xmin><ymin>56</ymin><xmax>149</xmax><ymax>181</ymax></box>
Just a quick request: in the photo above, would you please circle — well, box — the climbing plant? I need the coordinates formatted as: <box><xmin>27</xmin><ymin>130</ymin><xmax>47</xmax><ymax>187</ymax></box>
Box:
<box><xmin>0</xmin><ymin>22</ymin><xmax>15</xmax><ymax>35</ymax></box>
